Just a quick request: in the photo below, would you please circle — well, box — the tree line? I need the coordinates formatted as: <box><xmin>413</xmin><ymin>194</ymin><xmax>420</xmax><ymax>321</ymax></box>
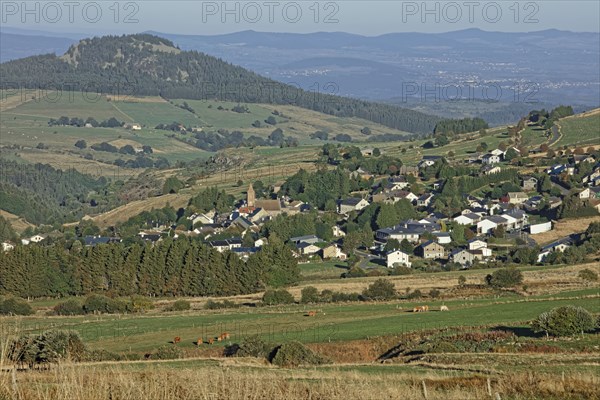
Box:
<box><xmin>0</xmin><ymin>237</ymin><xmax>299</xmax><ymax>299</ymax></box>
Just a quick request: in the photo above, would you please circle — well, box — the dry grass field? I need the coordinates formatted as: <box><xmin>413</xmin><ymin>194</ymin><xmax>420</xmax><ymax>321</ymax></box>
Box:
<box><xmin>0</xmin><ymin>210</ymin><xmax>34</xmax><ymax>234</ymax></box>
<box><xmin>2</xmin><ymin>361</ymin><xmax>598</xmax><ymax>400</ymax></box>
<box><xmin>531</xmin><ymin>216</ymin><xmax>600</xmax><ymax>246</ymax></box>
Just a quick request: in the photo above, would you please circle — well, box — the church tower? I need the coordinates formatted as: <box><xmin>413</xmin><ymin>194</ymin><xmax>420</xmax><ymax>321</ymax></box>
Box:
<box><xmin>247</xmin><ymin>184</ymin><xmax>255</xmax><ymax>208</ymax></box>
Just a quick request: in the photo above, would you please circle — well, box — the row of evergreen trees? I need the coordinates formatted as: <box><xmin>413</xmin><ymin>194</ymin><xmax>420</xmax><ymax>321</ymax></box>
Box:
<box><xmin>0</xmin><ymin>237</ymin><xmax>299</xmax><ymax>299</ymax></box>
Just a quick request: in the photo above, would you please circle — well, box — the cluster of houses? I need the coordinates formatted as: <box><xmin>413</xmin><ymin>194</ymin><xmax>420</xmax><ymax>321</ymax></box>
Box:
<box><xmin>4</xmin><ymin>147</ymin><xmax>599</xmax><ymax>271</ymax></box>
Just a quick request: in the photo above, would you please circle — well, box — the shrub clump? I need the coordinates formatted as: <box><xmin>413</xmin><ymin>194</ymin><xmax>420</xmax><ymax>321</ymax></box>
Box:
<box><xmin>167</xmin><ymin>299</ymin><xmax>191</xmax><ymax>312</ymax></box>
<box><xmin>270</xmin><ymin>341</ymin><xmax>330</xmax><ymax>367</ymax></box>
<box><xmin>226</xmin><ymin>335</ymin><xmax>273</xmax><ymax>358</ymax></box>
<box><xmin>578</xmin><ymin>268</ymin><xmax>598</xmax><ymax>282</ymax></box>
<box><xmin>532</xmin><ymin>306</ymin><xmax>596</xmax><ymax>337</ymax></box>
<box><xmin>362</xmin><ymin>278</ymin><xmax>396</xmax><ymax>301</ymax></box>
<box><xmin>300</xmin><ymin>286</ymin><xmax>320</xmax><ymax>304</ymax></box>
<box><xmin>152</xmin><ymin>345</ymin><xmax>184</xmax><ymax>360</ymax></box>
<box><xmin>8</xmin><ymin>330</ymin><xmax>86</xmax><ymax>368</ymax></box>
<box><xmin>83</xmin><ymin>294</ymin><xmax>128</xmax><ymax>314</ymax></box>
<box><xmin>204</xmin><ymin>299</ymin><xmax>238</xmax><ymax>309</ymax></box>
<box><xmin>262</xmin><ymin>289</ymin><xmax>295</xmax><ymax>305</ymax></box>
<box><xmin>53</xmin><ymin>299</ymin><xmax>85</xmax><ymax>315</ymax></box>
<box><xmin>485</xmin><ymin>267</ymin><xmax>523</xmax><ymax>288</ymax></box>
<box><xmin>0</xmin><ymin>297</ymin><xmax>34</xmax><ymax>316</ymax></box>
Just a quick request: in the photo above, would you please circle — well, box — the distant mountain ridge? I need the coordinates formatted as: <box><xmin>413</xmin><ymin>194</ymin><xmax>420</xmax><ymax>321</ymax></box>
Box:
<box><xmin>2</xmin><ymin>28</ymin><xmax>598</xmax><ymax>123</ymax></box>
<box><xmin>0</xmin><ymin>33</ymin><xmax>441</xmax><ymax>134</ymax></box>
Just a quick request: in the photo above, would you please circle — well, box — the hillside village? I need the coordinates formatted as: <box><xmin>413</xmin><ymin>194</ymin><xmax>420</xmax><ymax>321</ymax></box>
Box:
<box><xmin>7</xmin><ymin>139</ymin><xmax>598</xmax><ymax>274</ymax></box>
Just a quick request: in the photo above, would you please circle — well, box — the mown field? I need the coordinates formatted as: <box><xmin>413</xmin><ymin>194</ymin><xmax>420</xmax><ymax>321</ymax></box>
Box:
<box><xmin>554</xmin><ymin>109</ymin><xmax>600</xmax><ymax>148</ymax></box>
<box><xmin>3</xmin><ymin>263</ymin><xmax>598</xmax><ymax>355</ymax></box>
<box><xmin>1</xmin><ymin>263</ymin><xmax>599</xmax><ymax>400</ymax></box>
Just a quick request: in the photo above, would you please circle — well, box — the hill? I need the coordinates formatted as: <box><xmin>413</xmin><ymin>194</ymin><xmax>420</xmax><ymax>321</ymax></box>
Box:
<box><xmin>0</xmin><ymin>34</ymin><xmax>441</xmax><ymax>134</ymax></box>
<box><xmin>553</xmin><ymin>108</ymin><xmax>600</xmax><ymax>148</ymax></box>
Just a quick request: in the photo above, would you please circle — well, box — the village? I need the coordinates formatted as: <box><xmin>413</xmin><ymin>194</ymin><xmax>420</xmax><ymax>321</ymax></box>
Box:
<box><xmin>9</xmin><ymin>143</ymin><xmax>597</xmax><ymax>275</ymax></box>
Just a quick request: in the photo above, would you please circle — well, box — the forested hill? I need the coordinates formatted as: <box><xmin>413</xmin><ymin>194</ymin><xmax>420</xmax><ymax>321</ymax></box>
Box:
<box><xmin>0</xmin><ymin>34</ymin><xmax>441</xmax><ymax>134</ymax></box>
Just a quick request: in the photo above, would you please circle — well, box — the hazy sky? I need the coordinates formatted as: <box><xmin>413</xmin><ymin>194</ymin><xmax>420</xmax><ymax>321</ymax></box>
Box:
<box><xmin>1</xmin><ymin>1</ymin><xmax>599</xmax><ymax>35</ymax></box>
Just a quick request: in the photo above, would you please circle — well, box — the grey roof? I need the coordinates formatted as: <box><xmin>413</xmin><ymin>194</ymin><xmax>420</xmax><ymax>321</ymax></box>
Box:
<box><xmin>289</xmin><ymin>234</ymin><xmax>319</xmax><ymax>243</ymax></box>
<box><xmin>542</xmin><ymin>236</ymin><xmax>575</xmax><ymax>252</ymax></box>
<box><xmin>339</xmin><ymin>197</ymin><xmax>364</xmax><ymax>206</ymax></box>
<box><xmin>84</xmin><ymin>236</ymin><xmax>121</xmax><ymax>246</ymax></box>
<box><xmin>486</xmin><ymin>215</ymin><xmax>509</xmax><ymax>224</ymax></box>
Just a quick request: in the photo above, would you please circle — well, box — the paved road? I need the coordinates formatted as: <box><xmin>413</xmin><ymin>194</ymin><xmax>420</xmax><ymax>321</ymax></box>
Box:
<box><xmin>549</xmin><ymin>125</ymin><xmax>561</xmax><ymax>147</ymax></box>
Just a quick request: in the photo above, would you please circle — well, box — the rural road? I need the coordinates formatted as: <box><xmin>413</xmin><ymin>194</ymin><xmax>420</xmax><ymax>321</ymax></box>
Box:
<box><xmin>549</xmin><ymin>125</ymin><xmax>561</xmax><ymax>147</ymax></box>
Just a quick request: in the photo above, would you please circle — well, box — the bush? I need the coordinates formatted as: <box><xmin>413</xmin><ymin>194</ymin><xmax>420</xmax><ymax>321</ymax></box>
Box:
<box><xmin>458</xmin><ymin>275</ymin><xmax>467</xmax><ymax>285</ymax></box>
<box><xmin>407</xmin><ymin>289</ymin><xmax>422</xmax><ymax>299</ymax></box>
<box><xmin>152</xmin><ymin>345</ymin><xmax>184</xmax><ymax>360</ymax></box>
<box><xmin>343</xmin><ymin>266</ymin><xmax>367</xmax><ymax>278</ymax></box>
<box><xmin>82</xmin><ymin>295</ymin><xmax>128</xmax><ymax>314</ymax></box>
<box><xmin>53</xmin><ymin>299</ymin><xmax>84</xmax><ymax>316</ymax></box>
<box><xmin>532</xmin><ymin>306</ymin><xmax>596</xmax><ymax>337</ymax></box>
<box><xmin>390</xmin><ymin>266</ymin><xmax>412</xmax><ymax>276</ymax></box>
<box><xmin>331</xmin><ymin>291</ymin><xmax>361</xmax><ymax>302</ymax></box>
<box><xmin>167</xmin><ymin>299</ymin><xmax>191</xmax><ymax>312</ymax></box>
<box><xmin>263</xmin><ymin>289</ymin><xmax>295</xmax><ymax>305</ymax></box>
<box><xmin>429</xmin><ymin>289</ymin><xmax>441</xmax><ymax>298</ymax></box>
<box><xmin>204</xmin><ymin>300</ymin><xmax>238</xmax><ymax>309</ymax></box>
<box><xmin>227</xmin><ymin>335</ymin><xmax>272</xmax><ymax>358</ymax></box>
<box><xmin>128</xmin><ymin>295</ymin><xmax>155</xmax><ymax>313</ymax></box>
<box><xmin>8</xmin><ymin>330</ymin><xmax>86</xmax><ymax>367</ymax></box>
<box><xmin>270</xmin><ymin>341</ymin><xmax>329</xmax><ymax>367</ymax></box>
<box><xmin>578</xmin><ymin>269</ymin><xmax>598</xmax><ymax>282</ymax></box>
<box><xmin>300</xmin><ymin>286</ymin><xmax>320</xmax><ymax>304</ymax></box>
<box><xmin>486</xmin><ymin>267</ymin><xmax>523</xmax><ymax>288</ymax></box>
<box><xmin>362</xmin><ymin>278</ymin><xmax>396</xmax><ymax>301</ymax></box>
<box><xmin>0</xmin><ymin>297</ymin><xmax>34</xmax><ymax>315</ymax></box>
<box><xmin>84</xmin><ymin>349</ymin><xmax>122</xmax><ymax>362</ymax></box>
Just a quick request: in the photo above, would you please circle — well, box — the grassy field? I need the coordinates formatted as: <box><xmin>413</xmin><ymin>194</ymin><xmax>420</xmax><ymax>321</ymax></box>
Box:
<box><xmin>299</xmin><ymin>261</ymin><xmax>349</xmax><ymax>281</ymax></box>
<box><xmin>1</xmin><ymin>263</ymin><xmax>599</xmax><ymax>400</ymax></box>
<box><xmin>520</xmin><ymin>124</ymin><xmax>550</xmax><ymax>148</ymax></box>
<box><xmin>4</xmin><ymin>262</ymin><xmax>598</xmax><ymax>354</ymax></box>
<box><xmin>554</xmin><ymin>109</ymin><xmax>600</xmax><ymax>148</ymax></box>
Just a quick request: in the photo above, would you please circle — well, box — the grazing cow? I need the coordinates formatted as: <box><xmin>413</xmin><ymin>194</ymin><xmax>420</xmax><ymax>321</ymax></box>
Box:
<box><xmin>208</xmin><ymin>338</ymin><xmax>214</xmax><ymax>345</ymax></box>
<box><xmin>197</xmin><ymin>337</ymin><xmax>203</xmax><ymax>346</ymax></box>
<box><xmin>413</xmin><ymin>305</ymin><xmax>429</xmax><ymax>312</ymax></box>
<box><xmin>220</xmin><ymin>332</ymin><xmax>230</xmax><ymax>340</ymax></box>
<box><xmin>173</xmin><ymin>336</ymin><xmax>181</xmax><ymax>344</ymax></box>
<box><xmin>217</xmin><ymin>336</ymin><xmax>222</xmax><ymax>342</ymax></box>
<box><xmin>440</xmin><ymin>305</ymin><xmax>449</xmax><ymax>311</ymax></box>
<box><xmin>306</xmin><ymin>311</ymin><xmax>317</xmax><ymax>317</ymax></box>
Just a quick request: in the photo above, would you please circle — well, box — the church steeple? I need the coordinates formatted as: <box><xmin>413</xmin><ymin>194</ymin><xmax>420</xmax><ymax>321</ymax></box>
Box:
<box><xmin>247</xmin><ymin>184</ymin><xmax>255</xmax><ymax>208</ymax></box>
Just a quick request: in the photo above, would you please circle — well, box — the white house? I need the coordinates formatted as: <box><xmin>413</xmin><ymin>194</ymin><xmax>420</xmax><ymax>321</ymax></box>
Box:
<box><xmin>296</xmin><ymin>242</ymin><xmax>321</xmax><ymax>256</ymax></box>
<box><xmin>2</xmin><ymin>242</ymin><xmax>15</xmax><ymax>252</ymax></box>
<box><xmin>537</xmin><ymin>237</ymin><xmax>573</xmax><ymax>262</ymax></box>
<box><xmin>468</xmin><ymin>239</ymin><xmax>487</xmax><ymax>251</ymax></box>
<box><xmin>332</xmin><ymin>225</ymin><xmax>346</xmax><ymax>237</ymax></box>
<box><xmin>417</xmin><ymin>193</ymin><xmax>435</xmax><ymax>207</ymax></box>
<box><xmin>507</xmin><ymin>192</ymin><xmax>529</xmax><ymax>205</ymax></box>
<box><xmin>454</xmin><ymin>213</ymin><xmax>480</xmax><ymax>226</ymax></box>
<box><xmin>29</xmin><ymin>234</ymin><xmax>46</xmax><ymax>243</ymax></box>
<box><xmin>482</xmin><ymin>153</ymin><xmax>501</xmax><ymax>165</ymax></box>
<box><xmin>490</xmin><ymin>148</ymin><xmax>505</xmax><ymax>157</ymax></box>
<box><xmin>477</xmin><ymin>216</ymin><xmax>508</xmax><ymax>235</ymax></box>
<box><xmin>386</xmin><ymin>250</ymin><xmax>412</xmax><ymax>268</ymax></box>
<box><xmin>433</xmin><ymin>232</ymin><xmax>452</xmax><ymax>244</ymax></box>
<box><xmin>338</xmin><ymin>198</ymin><xmax>370</xmax><ymax>215</ymax></box>
<box><xmin>579</xmin><ymin>188</ymin><xmax>592</xmax><ymax>200</ymax></box>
